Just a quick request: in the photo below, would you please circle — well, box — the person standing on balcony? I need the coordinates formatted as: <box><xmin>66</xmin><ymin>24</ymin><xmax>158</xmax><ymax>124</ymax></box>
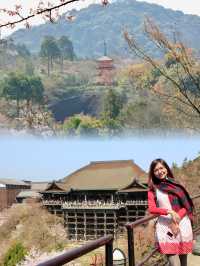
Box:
<box><xmin>148</xmin><ymin>158</ymin><xmax>194</xmax><ymax>266</ymax></box>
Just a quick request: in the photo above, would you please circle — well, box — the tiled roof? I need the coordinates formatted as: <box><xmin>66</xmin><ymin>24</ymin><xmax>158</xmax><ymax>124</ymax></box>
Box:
<box><xmin>59</xmin><ymin>160</ymin><xmax>147</xmax><ymax>191</ymax></box>
<box><xmin>30</xmin><ymin>182</ymin><xmax>50</xmax><ymax>191</ymax></box>
<box><xmin>16</xmin><ymin>190</ymin><xmax>41</xmax><ymax>198</ymax></box>
<box><xmin>0</xmin><ymin>178</ymin><xmax>30</xmax><ymax>186</ymax></box>
<box><xmin>97</xmin><ymin>56</ymin><xmax>113</xmax><ymax>61</ymax></box>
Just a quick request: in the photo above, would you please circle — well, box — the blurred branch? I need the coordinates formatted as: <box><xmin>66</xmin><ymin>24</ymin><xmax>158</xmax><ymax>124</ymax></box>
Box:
<box><xmin>0</xmin><ymin>0</ymin><xmax>80</xmax><ymax>29</ymax></box>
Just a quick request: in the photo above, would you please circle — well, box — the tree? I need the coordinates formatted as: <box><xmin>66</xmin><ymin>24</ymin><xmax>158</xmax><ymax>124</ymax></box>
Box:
<box><xmin>124</xmin><ymin>17</ymin><xmax>200</xmax><ymax>127</ymax></box>
<box><xmin>40</xmin><ymin>36</ymin><xmax>60</xmax><ymax>76</ymax></box>
<box><xmin>57</xmin><ymin>36</ymin><xmax>75</xmax><ymax>73</ymax></box>
<box><xmin>102</xmin><ymin>88</ymin><xmax>123</xmax><ymax>120</ymax></box>
<box><xmin>24</xmin><ymin>76</ymin><xmax>44</xmax><ymax>108</ymax></box>
<box><xmin>62</xmin><ymin>114</ymin><xmax>103</xmax><ymax>136</ymax></box>
<box><xmin>1</xmin><ymin>73</ymin><xmax>44</xmax><ymax>117</ymax></box>
<box><xmin>1</xmin><ymin>72</ymin><xmax>28</xmax><ymax>117</ymax></box>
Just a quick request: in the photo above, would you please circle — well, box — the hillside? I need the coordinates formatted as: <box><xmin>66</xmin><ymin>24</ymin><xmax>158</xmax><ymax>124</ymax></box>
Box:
<box><xmin>10</xmin><ymin>0</ymin><xmax>200</xmax><ymax>58</ymax></box>
<box><xmin>173</xmin><ymin>155</ymin><xmax>200</xmax><ymax>196</ymax></box>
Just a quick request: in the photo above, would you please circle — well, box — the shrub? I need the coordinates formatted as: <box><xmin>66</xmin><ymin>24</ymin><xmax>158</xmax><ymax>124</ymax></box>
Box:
<box><xmin>3</xmin><ymin>242</ymin><xmax>27</xmax><ymax>266</ymax></box>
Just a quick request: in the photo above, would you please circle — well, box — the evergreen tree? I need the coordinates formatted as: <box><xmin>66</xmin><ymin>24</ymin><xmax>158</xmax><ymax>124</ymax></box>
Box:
<box><xmin>40</xmin><ymin>36</ymin><xmax>60</xmax><ymax>76</ymax></box>
<box><xmin>102</xmin><ymin>88</ymin><xmax>123</xmax><ymax>120</ymax></box>
<box><xmin>57</xmin><ymin>36</ymin><xmax>75</xmax><ymax>73</ymax></box>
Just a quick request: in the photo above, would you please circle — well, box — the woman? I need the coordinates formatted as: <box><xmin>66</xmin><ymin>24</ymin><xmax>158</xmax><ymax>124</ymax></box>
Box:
<box><xmin>148</xmin><ymin>158</ymin><xmax>194</xmax><ymax>266</ymax></box>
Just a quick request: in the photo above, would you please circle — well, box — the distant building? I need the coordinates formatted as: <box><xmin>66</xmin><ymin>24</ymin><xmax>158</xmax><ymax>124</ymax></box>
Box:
<box><xmin>96</xmin><ymin>41</ymin><xmax>115</xmax><ymax>85</ymax></box>
<box><xmin>41</xmin><ymin>160</ymin><xmax>148</xmax><ymax>240</ymax></box>
<box><xmin>16</xmin><ymin>181</ymin><xmax>50</xmax><ymax>204</ymax></box>
<box><xmin>0</xmin><ymin>178</ymin><xmax>30</xmax><ymax>211</ymax></box>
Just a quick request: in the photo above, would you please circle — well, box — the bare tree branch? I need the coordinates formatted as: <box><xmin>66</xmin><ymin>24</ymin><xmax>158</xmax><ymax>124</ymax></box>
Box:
<box><xmin>0</xmin><ymin>0</ymin><xmax>80</xmax><ymax>29</ymax></box>
<box><xmin>124</xmin><ymin>18</ymin><xmax>200</xmax><ymax>120</ymax></box>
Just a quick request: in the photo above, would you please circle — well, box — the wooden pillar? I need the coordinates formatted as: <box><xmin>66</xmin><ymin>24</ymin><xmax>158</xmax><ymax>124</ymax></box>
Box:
<box><xmin>64</xmin><ymin>211</ymin><xmax>66</xmax><ymax>227</ymax></box>
<box><xmin>136</xmin><ymin>206</ymin><xmax>139</xmax><ymax>219</ymax></box>
<box><xmin>104</xmin><ymin>210</ymin><xmax>106</xmax><ymax>236</ymax></box>
<box><xmin>84</xmin><ymin>211</ymin><xmax>87</xmax><ymax>241</ymax></box>
<box><xmin>126</xmin><ymin>207</ymin><xmax>129</xmax><ymax>223</ymax></box>
<box><xmin>65</xmin><ymin>211</ymin><xmax>69</xmax><ymax>238</ymax></box>
<box><xmin>111</xmin><ymin>194</ymin><xmax>114</xmax><ymax>202</ymax></box>
<box><xmin>75</xmin><ymin>212</ymin><xmax>77</xmax><ymax>241</ymax></box>
<box><xmin>114</xmin><ymin>211</ymin><xmax>117</xmax><ymax>239</ymax></box>
<box><xmin>94</xmin><ymin>211</ymin><xmax>97</xmax><ymax>239</ymax></box>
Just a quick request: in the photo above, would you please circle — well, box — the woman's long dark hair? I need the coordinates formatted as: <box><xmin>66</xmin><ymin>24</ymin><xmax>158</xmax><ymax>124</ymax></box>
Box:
<box><xmin>148</xmin><ymin>158</ymin><xmax>195</xmax><ymax>223</ymax></box>
<box><xmin>148</xmin><ymin>158</ymin><xmax>175</xmax><ymax>189</ymax></box>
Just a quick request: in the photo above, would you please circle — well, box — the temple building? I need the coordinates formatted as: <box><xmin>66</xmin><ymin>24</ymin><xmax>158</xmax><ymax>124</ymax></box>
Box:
<box><xmin>96</xmin><ymin>41</ymin><xmax>115</xmax><ymax>85</ymax></box>
<box><xmin>0</xmin><ymin>178</ymin><xmax>30</xmax><ymax>211</ymax></box>
<box><xmin>41</xmin><ymin>160</ymin><xmax>148</xmax><ymax>240</ymax></box>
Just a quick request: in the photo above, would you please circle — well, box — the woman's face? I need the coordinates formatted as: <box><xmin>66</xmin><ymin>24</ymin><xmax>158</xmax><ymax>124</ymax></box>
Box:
<box><xmin>153</xmin><ymin>162</ymin><xmax>168</xmax><ymax>180</ymax></box>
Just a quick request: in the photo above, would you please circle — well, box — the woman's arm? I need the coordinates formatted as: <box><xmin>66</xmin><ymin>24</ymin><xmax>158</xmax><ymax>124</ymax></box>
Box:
<box><xmin>177</xmin><ymin>208</ymin><xmax>187</xmax><ymax>220</ymax></box>
<box><xmin>148</xmin><ymin>190</ymin><xmax>168</xmax><ymax>215</ymax></box>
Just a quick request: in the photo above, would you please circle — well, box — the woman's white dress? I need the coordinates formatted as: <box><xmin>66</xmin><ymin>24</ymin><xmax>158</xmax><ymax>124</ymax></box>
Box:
<box><xmin>155</xmin><ymin>189</ymin><xmax>193</xmax><ymax>254</ymax></box>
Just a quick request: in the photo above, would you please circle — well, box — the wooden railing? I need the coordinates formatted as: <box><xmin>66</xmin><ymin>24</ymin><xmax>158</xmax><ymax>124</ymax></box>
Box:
<box><xmin>36</xmin><ymin>235</ymin><xmax>113</xmax><ymax>266</ymax></box>
<box><xmin>125</xmin><ymin>194</ymin><xmax>200</xmax><ymax>266</ymax></box>
<box><xmin>37</xmin><ymin>194</ymin><xmax>200</xmax><ymax>266</ymax></box>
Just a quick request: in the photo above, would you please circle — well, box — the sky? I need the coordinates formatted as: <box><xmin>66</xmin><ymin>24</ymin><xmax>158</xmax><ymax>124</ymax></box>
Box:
<box><xmin>0</xmin><ymin>135</ymin><xmax>200</xmax><ymax>181</ymax></box>
<box><xmin>0</xmin><ymin>0</ymin><xmax>200</xmax><ymax>37</ymax></box>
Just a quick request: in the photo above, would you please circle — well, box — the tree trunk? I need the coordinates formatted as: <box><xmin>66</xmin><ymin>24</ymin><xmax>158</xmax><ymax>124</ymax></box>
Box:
<box><xmin>50</xmin><ymin>56</ymin><xmax>53</xmax><ymax>71</ymax></box>
<box><xmin>47</xmin><ymin>55</ymin><xmax>50</xmax><ymax>76</ymax></box>
<box><xmin>60</xmin><ymin>56</ymin><xmax>64</xmax><ymax>74</ymax></box>
<box><xmin>16</xmin><ymin>98</ymin><xmax>20</xmax><ymax>118</ymax></box>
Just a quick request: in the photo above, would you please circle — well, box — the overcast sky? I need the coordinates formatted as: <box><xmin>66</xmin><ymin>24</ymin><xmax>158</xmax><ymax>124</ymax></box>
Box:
<box><xmin>0</xmin><ymin>0</ymin><xmax>200</xmax><ymax>37</ymax></box>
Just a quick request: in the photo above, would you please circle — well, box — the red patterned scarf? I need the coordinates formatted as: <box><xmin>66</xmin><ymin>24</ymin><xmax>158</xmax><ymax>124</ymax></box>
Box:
<box><xmin>155</xmin><ymin>177</ymin><xmax>194</xmax><ymax>221</ymax></box>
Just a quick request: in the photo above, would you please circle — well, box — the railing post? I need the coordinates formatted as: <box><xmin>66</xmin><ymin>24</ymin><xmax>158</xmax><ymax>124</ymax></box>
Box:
<box><xmin>105</xmin><ymin>239</ymin><xmax>113</xmax><ymax>266</ymax></box>
<box><xmin>127</xmin><ymin>226</ymin><xmax>135</xmax><ymax>266</ymax></box>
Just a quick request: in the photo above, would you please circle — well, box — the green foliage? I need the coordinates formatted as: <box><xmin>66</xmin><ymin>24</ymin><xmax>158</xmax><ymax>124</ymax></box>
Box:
<box><xmin>63</xmin><ymin>74</ymin><xmax>88</xmax><ymax>86</ymax></box>
<box><xmin>57</xmin><ymin>36</ymin><xmax>75</xmax><ymax>61</ymax></box>
<box><xmin>102</xmin><ymin>88</ymin><xmax>124</xmax><ymax>120</ymax></box>
<box><xmin>1</xmin><ymin>72</ymin><xmax>44</xmax><ymax>104</ymax></box>
<box><xmin>62</xmin><ymin>115</ymin><xmax>82</xmax><ymax>135</ymax></box>
<box><xmin>62</xmin><ymin>114</ymin><xmax>103</xmax><ymax>136</ymax></box>
<box><xmin>101</xmin><ymin>117</ymin><xmax>123</xmax><ymax>136</ymax></box>
<box><xmin>40</xmin><ymin>36</ymin><xmax>61</xmax><ymax>75</ymax></box>
<box><xmin>119</xmin><ymin>99</ymin><xmax>169</xmax><ymax>130</ymax></box>
<box><xmin>40</xmin><ymin>36</ymin><xmax>60</xmax><ymax>59</ymax></box>
<box><xmin>3</xmin><ymin>242</ymin><xmax>27</xmax><ymax>266</ymax></box>
<box><xmin>25</xmin><ymin>61</ymin><xmax>35</xmax><ymax>76</ymax></box>
<box><xmin>0</xmin><ymin>72</ymin><xmax>44</xmax><ymax>121</ymax></box>
<box><xmin>27</xmin><ymin>76</ymin><xmax>44</xmax><ymax>104</ymax></box>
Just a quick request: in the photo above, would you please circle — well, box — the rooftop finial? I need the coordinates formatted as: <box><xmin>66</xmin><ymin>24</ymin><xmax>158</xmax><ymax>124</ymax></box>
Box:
<box><xmin>104</xmin><ymin>40</ymin><xmax>107</xmax><ymax>56</ymax></box>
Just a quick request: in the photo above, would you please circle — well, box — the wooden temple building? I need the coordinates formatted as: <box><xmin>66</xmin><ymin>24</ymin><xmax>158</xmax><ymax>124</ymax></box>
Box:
<box><xmin>41</xmin><ymin>160</ymin><xmax>148</xmax><ymax>240</ymax></box>
<box><xmin>0</xmin><ymin>178</ymin><xmax>30</xmax><ymax>211</ymax></box>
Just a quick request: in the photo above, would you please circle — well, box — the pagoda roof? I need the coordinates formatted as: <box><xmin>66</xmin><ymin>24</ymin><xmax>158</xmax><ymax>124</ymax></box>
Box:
<box><xmin>97</xmin><ymin>56</ymin><xmax>113</xmax><ymax>62</ymax></box>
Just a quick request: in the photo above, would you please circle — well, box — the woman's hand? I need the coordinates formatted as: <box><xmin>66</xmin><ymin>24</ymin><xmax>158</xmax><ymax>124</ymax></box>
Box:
<box><xmin>169</xmin><ymin>221</ymin><xmax>180</xmax><ymax>237</ymax></box>
<box><xmin>168</xmin><ymin>210</ymin><xmax>181</xmax><ymax>224</ymax></box>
